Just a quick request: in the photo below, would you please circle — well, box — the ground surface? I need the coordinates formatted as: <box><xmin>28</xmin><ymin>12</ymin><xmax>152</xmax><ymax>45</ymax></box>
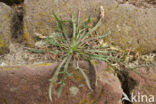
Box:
<box><xmin>0</xmin><ymin>0</ymin><xmax>156</xmax><ymax>67</ymax></box>
<box><xmin>0</xmin><ymin>41</ymin><xmax>52</xmax><ymax>66</ymax></box>
<box><xmin>117</xmin><ymin>0</ymin><xmax>156</xmax><ymax>8</ymax></box>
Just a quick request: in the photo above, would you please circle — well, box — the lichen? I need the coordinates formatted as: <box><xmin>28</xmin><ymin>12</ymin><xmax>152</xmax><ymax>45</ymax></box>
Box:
<box><xmin>33</xmin><ymin>63</ymin><xmax>52</xmax><ymax>68</ymax></box>
<box><xmin>1</xmin><ymin>66</ymin><xmax>18</xmax><ymax>71</ymax></box>
<box><xmin>70</xmin><ymin>70</ymin><xmax>84</xmax><ymax>81</ymax></box>
<box><xmin>105</xmin><ymin>65</ymin><xmax>113</xmax><ymax>73</ymax></box>
<box><xmin>3</xmin><ymin>15</ymin><xmax>8</xmax><ymax>21</ymax></box>
<box><xmin>69</xmin><ymin>86</ymin><xmax>79</xmax><ymax>96</ymax></box>
<box><xmin>79</xmin><ymin>94</ymin><xmax>95</xmax><ymax>104</ymax></box>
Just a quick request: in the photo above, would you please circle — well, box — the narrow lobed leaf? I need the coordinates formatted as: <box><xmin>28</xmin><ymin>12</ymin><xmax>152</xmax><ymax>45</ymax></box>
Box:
<box><xmin>78</xmin><ymin>18</ymin><xmax>102</xmax><ymax>44</ymax></box>
<box><xmin>52</xmin><ymin>12</ymin><xmax>70</xmax><ymax>44</ymax></box>
<box><xmin>57</xmin><ymin>56</ymin><xmax>72</xmax><ymax>98</ymax></box>
<box><xmin>49</xmin><ymin>57</ymin><xmax>68</xmax><ymax>101</ymax></box>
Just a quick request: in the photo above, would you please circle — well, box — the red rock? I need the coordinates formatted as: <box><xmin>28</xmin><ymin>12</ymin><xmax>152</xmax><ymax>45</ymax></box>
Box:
<box><xmin>120</xmin><ymin>67</ymin><xmax>156</xmax><ymax>104</ymax></box>
<box><xmin>0</xmin><ymin>62</ymin><xmax>122</xmax><ymax>104</ymax></box>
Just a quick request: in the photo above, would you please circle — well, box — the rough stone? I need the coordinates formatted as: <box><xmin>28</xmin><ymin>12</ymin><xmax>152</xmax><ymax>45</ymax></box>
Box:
<box><xmin>0</xmin><ymin>2</ymin><xmax>15</xmax><ymax>55</ymax></box>
<box><xmin>127</xmin><ymin>67</ymin><xmax>156</xmax><ymax>104</ymax></box>
<box><xmin>118</xmin><ymin>66</ymin><xmax>156</xmax><ymax>104</ymax></box>
<box><xmin>24</xmin><ymin>0</ymin><xmax>156</xmax><ymax>53</ymax></box>
<box><xmin>117</xmin><ymin>0</ymin><xmax>156</xmax><ymax>8</ymax></box>
<box><xmin>0</xmin><ymin>62</ymin><xmax>123</xmax><ymax>104</ymax></box>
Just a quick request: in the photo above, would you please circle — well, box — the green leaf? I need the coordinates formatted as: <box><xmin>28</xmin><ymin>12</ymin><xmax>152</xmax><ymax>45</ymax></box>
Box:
<box><xmin>57</xmin><ymin>56</ymin><xmax>72</xmax><ymax>98</ymax></box>
<box><xmin>76</xmin><ymin>16</ymin><xmax>91</xmax><ymax>40</ymax></box>
<box><xmin>52</xmin><ymin>12</ymin><xmax>70</xmax><ymax>44</ymax></box>
<box><xmin>47</xmin><ymin>37</ymin><xmax>60</xmax><ymax>47</ymax></box>
<box><xmin>72</xmin><ymin>15</ymin><xmax>76</xmax><ymax>39</ymax></box>
<box><xmin>79</xmin><ymin>16</ymin><xmax>91</xmax><ymax>30</ymax></box>
<box><xmin>86</xmin><ymin>49</ymin><xmax>115</xmax><ymax>54</ymax></box>
<box><xmin>50</xmin><ymin>50</ymin><xmax>61</xmax><ymax>54</ymax></box>
<box><xmin>73</xmin><ymin>57</ymin><xmax>77</xmax><ymax>70</ymax></box>
<box><xmin>27</xmin><ymin>48</ymin><xmax>45</xmax><ymax>54</ymax></box>
<box><xmin>49</xmin><ymin>57</ymin><xmax>68</xmax><ymax>101</ymax></box>
<box><xmin>78</xmin><ymin>18</ymin><xmax>102</xmax><ymax>44</ymax></box>
<box><xmin>80</xmin><ymin>31</ymin><xmax>111</xmax><ymax>45</ymax></box>
<box><xmin>85</xmin><ymin>16</ymin><xmax>91</xmax><ymax>29</ymax></box>
<box><xmin>91</xmin><ymin>56</ymin><xmax>109</xmax><ymax>62</ymax></box>
<box><xmin>78</xmin><ymin>67</ymin><xmax>92</xmax><ymax>90</ymax></box>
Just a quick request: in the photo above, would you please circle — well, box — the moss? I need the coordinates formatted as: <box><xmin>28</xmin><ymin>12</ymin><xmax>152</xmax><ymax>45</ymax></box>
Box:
<box><xmin>23</xmin><ymin>23</ymin><xmax>34</xmax><ymax>47</ymax></box>
<box><xmin>0</xmin><ymin>39</ymin><xmax>4</xmax><ymax>48</ymax></box>
<box><xmin>0</xmin><ymin>39</ymin><xmax>9</xmax><ymax>55</ymax></box>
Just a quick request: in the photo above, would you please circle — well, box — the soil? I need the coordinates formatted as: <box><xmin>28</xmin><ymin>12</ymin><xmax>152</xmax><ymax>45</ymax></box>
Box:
<box><xmin>0</xmin><ymin>41</ymin><xmax>52</xmax><ymax>66</ymax></box>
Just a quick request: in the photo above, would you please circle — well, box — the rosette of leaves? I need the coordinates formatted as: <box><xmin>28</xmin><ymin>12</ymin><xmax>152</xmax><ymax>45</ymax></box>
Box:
<box><xmin>47</xmin><ymin>12</ymin><xmax>117</xmax><ymax>101</ymax></box>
